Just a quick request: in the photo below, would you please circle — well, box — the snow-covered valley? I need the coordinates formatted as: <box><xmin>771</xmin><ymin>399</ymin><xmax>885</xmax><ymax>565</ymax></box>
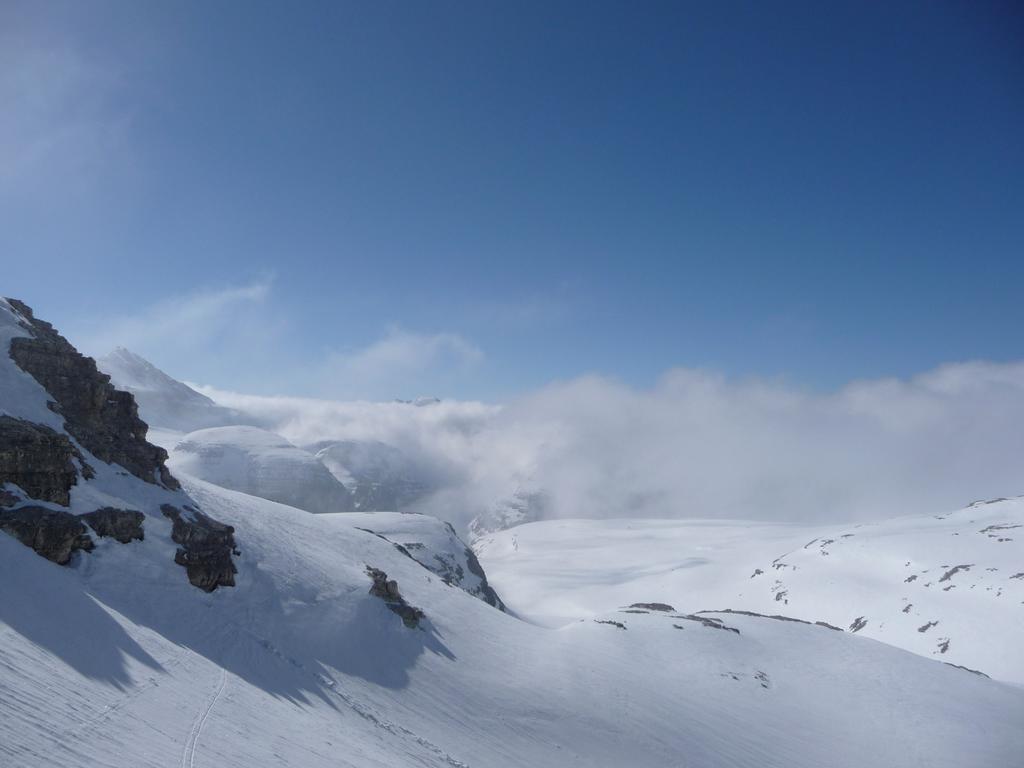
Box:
<box><xmin>476</xmin><ymin>503</ymin><xmax>1024</xmax><ymax>683</ymax></box>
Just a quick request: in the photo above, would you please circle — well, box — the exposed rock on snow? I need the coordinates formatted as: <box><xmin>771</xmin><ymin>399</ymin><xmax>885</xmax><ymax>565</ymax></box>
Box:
<box><xmin>0</xmin><ymin>505</ymin><xmax>94</xmax><ymax>564</ymax></box>
<box><xmin>697</xmin><ymin>609</ymin><xmax>843</xmax><ymax>631</ymax></box>
<box><xmin>346</xmin><ymin>512</ymin><xmax>505</xmax><ymax>609</ymax></box>
<box><xmin>162</xmin><ymin>504</ymin><xmax>237</xmax><ymax>592</ymax></box>
<box><xmin>628</xmin><ymin>602</ymin><xmax>676</xmax><ymax>612</ymax></box>
<box><xmin>80</xmin><ymin>507</ymin><xmax>145</xmax><ymax>543</ymax></box>
<box><xmin>6</xmin><ymin>299</ymin><xmax>178</xmax><ymax>490</ymax></box>
<box><xmin>0</xmin><ymin>298</ymin><xmax>237</xmax><ymax>591</ymax></box>
<box><xmin>366</xmin><ymin>565</ymin><xmax>425</xmax><ymax>628</ymax></box>
<box><xmin>170</xmin><ymin>427</ymin><xmax>354</xmax><ymax>514</ymax></box>
<box><xmin>673</xmin><ymin>614</ymin><xmax>741</xmax><ymax>634</ymax></box>
<box><xmin>0</xmin><ymin>415</ymin><xmax>88</xmax><ymax>505</ymax></box>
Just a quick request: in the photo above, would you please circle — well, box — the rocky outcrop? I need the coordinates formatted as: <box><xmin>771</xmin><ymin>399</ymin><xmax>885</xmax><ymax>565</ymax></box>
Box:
<box><xmin>354</xmin><ymin>516</ymin><xmax>506</xmax><ymax>610</ymax></box>
<box><xmin>366</xmin><ymin>566</ymin><xmax>424</xmax><ymax>628</ymax></box>
<box><xmin>629</xmin><ymin>602</ymin><xmax>676</xmax><ymax>612</ymax></box>
<box><xmin>161</xmin><ymin>505</ymin><xmax>237</xmax><ymax>592</ymax></box>
<box><xmin>6</xmin><ymin>299</ymin><xmax>178</xmax><ymax>490</ymax></box>
<box><xmin>0</xmin><ymin>415</ymin><xmax>89</xmax><ymax>506</ymax></box>
<box><xmin>0</xmin><ymin>506</ymin><xmax>94</xmax><ymax>564</ymax></box>
<box><xmin>461</xmin><ymin>542</ymin><xmax>505</xmax><ymax>610</ymax></box>
<box><xmin>80</xmin><ymin>507</ymin><xmax>145</xmax><ymax>543</ymax></box>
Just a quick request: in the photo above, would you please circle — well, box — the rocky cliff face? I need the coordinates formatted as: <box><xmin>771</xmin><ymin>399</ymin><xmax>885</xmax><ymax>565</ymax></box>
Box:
<box><xmin>0</xmin><ymin>415</ymin><xmax>89</xmax><ymax>506</ymax></box>
<box><xmin>0</xmin><ymin>298</ymin><xmax>237</xmax><ymax>591</ymax></box>
<box><xmin>6</xmin><ymin>299</ymin><xmax>178</xmax><ymax>490</ymax></box>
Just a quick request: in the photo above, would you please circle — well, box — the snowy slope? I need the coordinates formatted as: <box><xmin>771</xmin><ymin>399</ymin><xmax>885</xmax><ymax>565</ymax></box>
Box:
<box><xmin>476</xmin><ymin>501</ymin><xmax>1024</xmax><ymax>682</ymax></box>
<box><xmin>3</xmin><ymin>476</ymin><xmax>1024</xmax><ymax>768</ymax></box>
<box><xmin>97</xmin><ymin>347</ymin><xmax>248</xmax><ymax>434</ymax></box>
<box><xmin>168</xmin><ymin>426</ymin><xmax>355</xmax><ymax>514</ymax></box>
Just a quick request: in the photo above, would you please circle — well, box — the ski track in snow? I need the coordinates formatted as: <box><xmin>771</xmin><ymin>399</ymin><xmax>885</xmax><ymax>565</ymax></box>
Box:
<box><xmin>181</xmin><ymin>668</ymin><xmax>227</xmax><ymax>768</ymax></box>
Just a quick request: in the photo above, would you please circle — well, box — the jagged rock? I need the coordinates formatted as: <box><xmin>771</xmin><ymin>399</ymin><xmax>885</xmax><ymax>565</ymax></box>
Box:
<box><xmin>0</xmin><ymin>415</ymin><xmax>88</xmax><ymax>506</ymax></box>
<box><xmin>80</xmin><ymin>507</ymin><xmax>145</xmax><ymax>543</ymax></box>
<box><xmin>161</xmin><ymin>504</ymin><xmax>237</xmax><ymax>592</ymax></box>
<box><xmin>0</xmin><ymin>506</ymin><xmax>94</xmax><ymax>564</ymax></box>
<box><xmin>366</xmin><ymin>566</ymin><xmax>425</xmax><ymax>628</ymax></box>
<box><xmin>0</xmin><ymin>489</ymin><xmax>18</xmax><ymax>508</ymax></box>
<box><xmin>6</xmin><ymin>299</ymin><xmax>178</xmax><ymax>491</ymax></box>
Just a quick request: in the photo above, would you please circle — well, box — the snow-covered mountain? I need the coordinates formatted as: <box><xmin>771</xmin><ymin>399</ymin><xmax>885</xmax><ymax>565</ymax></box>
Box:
<box><xmin>97</xmin><ymin>347</ymin><xmax>249</xmax><ymax>435</ymax></box>
<box><xmin>4</xmin><ymin>298</ymin><xmax>1024</xmax><ymax>768</ymax></box>
<box><xmin>168</xmin><ymin>426</ymin><xmax>356</xmax><ymax>514</ymax></box>
<box><xmin>476</xmin><ymin>502</ymin><xmax>1024</xmax><ymax>682</ymax></box>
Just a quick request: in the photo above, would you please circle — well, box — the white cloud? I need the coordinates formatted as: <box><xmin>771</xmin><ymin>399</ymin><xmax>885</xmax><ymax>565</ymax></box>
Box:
<box><xmin>79</xmin><ymin>280</ymin><xmax>274</xmax><ymax>359</ymax></box>
<box><xmin>197</xmin><ymin>359</ymin><xmax>1024</xmax><ymax>531</ymax></box>
<box><xmin>311</xmin><ymin>329</ymin><xmax>483</xmax><ymax>400</ymax></box>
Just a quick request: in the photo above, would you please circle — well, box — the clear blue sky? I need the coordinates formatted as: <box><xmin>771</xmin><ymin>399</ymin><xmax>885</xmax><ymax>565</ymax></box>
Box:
<box><xmin>2</xmin><ymin>1</ymin><xmax>1022</xmax><ymax>400</ymax></box>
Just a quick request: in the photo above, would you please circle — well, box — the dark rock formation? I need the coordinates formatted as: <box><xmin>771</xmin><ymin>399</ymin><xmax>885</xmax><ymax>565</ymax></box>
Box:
<box><xmin>629</xmin><ymin>602</ymin><xmax>676</xmax><ymax>612</ymax></box>
<box><xmin>0</xmin><ymin>415</ymin><xmax>88</xmax><ymax>505</ymax></box>
<box><xmin>6</xmin><ymin>299</ymin><xmax>178</xmax><ymax>490</ymax></box>
<box><xmin>80</xmin><ymin>507</ymin><xmax>145</xmax><ymax>543</ymax></box>
<box><xmin>696</xmin><ymin>608</ymin><xmax>843</xmax><ymax>632</ymax></box>
<box><xmin>161</xmin><ymin>505</ymin><xmax>237</xmax><ymax>592</ymax></box>
<box><xmin>366</xmin><ymin>566</ymin><xmax>424</xmax><ymax>628</ymax></box>
<box><xmin>938</xmin><ymin>564</ymin><xmax>973</xmax><ymax>582</ymax></box>
<box><xmin>671</xmin><ymin>614</ymin><xmax>741</xmax><ymax>634</ymax></box>
<box><xmin>944</xmin><ymin>662</ymin><xmax>990</xmax><ymax>678</ymax></box>
<box><xmin>459</xmin><ymin>536</ymin><xmax>505</xmax><ymax>611</ymax></box>
<box><xmin>0</xmin><ymin>506</ymin><xmax>94</xmax><ymax>564</ymax></box>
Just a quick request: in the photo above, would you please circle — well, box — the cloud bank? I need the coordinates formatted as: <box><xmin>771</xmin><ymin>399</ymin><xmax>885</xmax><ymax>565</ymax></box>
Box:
<box><xmin>198</xmin><ymin>359</ymin><xmax>1024</xmax><ymax>530</ymax></box>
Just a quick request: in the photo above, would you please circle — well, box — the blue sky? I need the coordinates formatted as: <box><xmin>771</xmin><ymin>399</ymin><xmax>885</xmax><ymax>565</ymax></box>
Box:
<box><xmin>2</xmin><ymin>1</ymin><xmax>1022</xmax><ymax>400</ymax></box>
